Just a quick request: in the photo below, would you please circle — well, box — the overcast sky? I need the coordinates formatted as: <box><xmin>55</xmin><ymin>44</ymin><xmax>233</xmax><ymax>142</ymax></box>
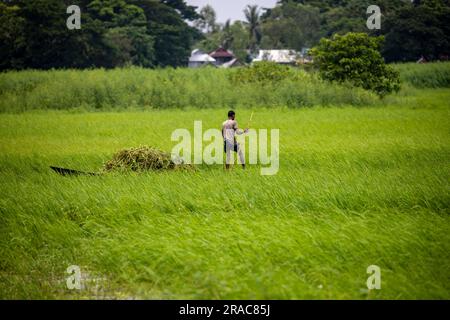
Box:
<box><xmin>186</xmin><ymin>0</ymin><xmax>278</xmax><ymax>23</ymax></box>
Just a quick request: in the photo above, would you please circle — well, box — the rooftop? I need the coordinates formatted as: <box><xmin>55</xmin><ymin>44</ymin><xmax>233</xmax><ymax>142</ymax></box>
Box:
<box><xmin>209</xmin><ymin>47</ymin><xmax>234</xmax><ymax>58</ymax></box>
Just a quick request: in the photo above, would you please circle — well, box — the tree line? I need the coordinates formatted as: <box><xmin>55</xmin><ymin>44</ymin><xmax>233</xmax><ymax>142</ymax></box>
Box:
<box><xmin>0</xmin><ymin>0</ymin><xmax>201</xmax><ymax>70</ymax></box>
<box><xmin>1</xmin><ymin>0</ymin><xmax>449</xmax><ymax>70</ymax></box>
<box><xmin>197</xmin><ymin>0</ymin><xmax>450</xmax><ymax>63</ymax></box>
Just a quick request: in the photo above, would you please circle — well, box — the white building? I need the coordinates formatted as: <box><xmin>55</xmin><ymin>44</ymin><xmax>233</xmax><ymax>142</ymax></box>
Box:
<box><xmin>188</xmin><ymin>49</ymin><xmax>216</xmax><ymax>68</ymax></box>
<box><xmin>252</xmin><ymin>50</ymin><xmax>300</xmax><ymax>65</ymax></box>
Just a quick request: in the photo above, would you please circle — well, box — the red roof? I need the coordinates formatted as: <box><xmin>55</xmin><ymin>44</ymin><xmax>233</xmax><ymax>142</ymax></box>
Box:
<box><xmin>209</xmin><ymin>47</ymin><xmax>234</xmax><ymax>58</ymax></box>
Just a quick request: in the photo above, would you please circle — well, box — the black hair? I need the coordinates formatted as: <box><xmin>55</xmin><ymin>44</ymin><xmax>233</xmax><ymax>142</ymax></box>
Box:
<box><xmin>228</xmin><ymin>110</ymin><xmax>235</xmax><ymax>118</ymax></box>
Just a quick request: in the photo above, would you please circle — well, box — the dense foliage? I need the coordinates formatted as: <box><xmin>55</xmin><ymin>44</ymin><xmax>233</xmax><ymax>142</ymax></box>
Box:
<box><xmin>198</xmin><ymin>0</ymin><xmax>450</xmax><ymax>63</ymax></box>
<box><xmin>383</xmin><ymin>1</ymin><xmax>450</xmax><ymax>62</ymax></box>
<box><xmin>0</xmin><ymin>0</ymin><xmax>201</xmax><ymax>70</ymax></box>
<box><xmin>1</xmin><ymin>0</ymin><xmax>449</xmax><ymax>70</ymax></box>
<box><xmin>230</xmin><ymin>61</ymin><xmax>294</xmax><ymax>84</ymax></box>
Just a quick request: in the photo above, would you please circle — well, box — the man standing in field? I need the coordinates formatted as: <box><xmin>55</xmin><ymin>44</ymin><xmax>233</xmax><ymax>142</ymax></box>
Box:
<box><xmin>222</xmin><ymin>110</ymin><xmax>248</xmax><ymax>169</ymax></box>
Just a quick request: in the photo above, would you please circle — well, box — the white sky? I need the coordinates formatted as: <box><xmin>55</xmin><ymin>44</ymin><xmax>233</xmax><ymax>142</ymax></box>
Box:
<box><xmin>186</xmin><ymin>0</ymin><xmax>279</xmax><ymax>23</ymax></box>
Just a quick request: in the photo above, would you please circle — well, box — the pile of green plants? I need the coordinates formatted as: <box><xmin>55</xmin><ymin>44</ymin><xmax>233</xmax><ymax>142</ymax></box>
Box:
<box><xmin>103</xmin><ymin>146</ymin><xmax>191</xmax><ymax>172</ymax></box>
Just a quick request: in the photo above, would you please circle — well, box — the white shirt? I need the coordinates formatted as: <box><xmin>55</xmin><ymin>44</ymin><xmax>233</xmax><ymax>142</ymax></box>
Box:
<box><xmin>222</xmin><ymin>119</ymin><xmax>238</xmax><ymax>144</ymax></box>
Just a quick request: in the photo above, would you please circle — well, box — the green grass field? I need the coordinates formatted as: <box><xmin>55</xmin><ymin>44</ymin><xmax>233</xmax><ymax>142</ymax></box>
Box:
<box><xmin>2</xmin><ymin>62</ymin><xmax>449</xmax><ymax>113</ymax></box>
<box><xmin>1</xmin><ymin>86</ymin><xmax>449</xmax><ymax>299</ymax></box>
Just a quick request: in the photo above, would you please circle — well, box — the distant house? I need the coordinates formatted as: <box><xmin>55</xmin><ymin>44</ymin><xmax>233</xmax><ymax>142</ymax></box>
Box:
<box><xmin>252</xmin><ymin>50</ymin><xmax>300</xmax><ymax>65</ymax></box>
<box><xmin>220</xmin><ymin>58</ymin><xmax>242</xmax><ymax>68</ymax></box>
<box><xmin>188</xmin><ymin>49</ymin><xmax>216</xmax><ymax>68</ymax></box>
<box><xmin>209</xmin><ymin>47</ymin><xmax>235</xmax><ymax>66</ymax></box>
<box><xmin>188</xmin><ymin>47</ymin><xmax>241</xmax><ymax>68</ymax></box>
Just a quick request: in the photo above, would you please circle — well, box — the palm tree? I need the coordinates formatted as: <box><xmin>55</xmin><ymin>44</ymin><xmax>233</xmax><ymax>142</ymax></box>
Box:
<box><xmin>221</xmin><ymin>19</ymin><xmax>234</xmax><ymax>50</ymax></box>
<box><xmin>243</xmin><ymin>5</ymin><xmax>261</xmax><ymax>54</ymax></box>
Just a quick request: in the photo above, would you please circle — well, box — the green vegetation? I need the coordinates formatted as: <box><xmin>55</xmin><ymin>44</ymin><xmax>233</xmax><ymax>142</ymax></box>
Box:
<box><xmin>0</xmin><ymin>63</ymin><xmax>449</xmax><ymax>299</ymax></box>
<box><xmin>0</xmin><ymin>0</ymin><xmax>200</xmax><ymax>70</ymax></box>
<box><xmin>230</xmin><ymin>61</ymin><xmax>296</xmax><ymax>84</ymax></box>
<box><xmin>1</xmin><ymin>0</ymin><xmax>449</xmax><ymax>302</ymax></box>
<box><xmin>311</xmin><ymin>33</ymin><xmax>400</xmax><ymax>97</ymax></box>
<box><xmin>198</xmin><ymin>0</ymin><xmax>450</xmax><ymax>63</ymax></box>
<box><xmin>394</xmin><ymin>62</ymin><xmax>450</xmax><ymax>88</ymax></box>
<box><xmin>0</xmin><ymin>66</ymin><xmax>380</xmax><ymax>112</ymax></box>
<box><xmin>0</xmin><ymin>98</ymin><xmax>449</xmax><ymax>299</ymax></box>
<box><xmin>1</xmin><ymin>62</ymin><xmax>449</xmax><ymax>112</ymax></box>
<box><xmin>383</xmin><ymin>0</ymin><xmax>450</xmax><ymax>62</ymax></box>
<box><xmin>2</xmin><ymin>0</ymin><xmax>449</xmax><ymax>71</ymax></box>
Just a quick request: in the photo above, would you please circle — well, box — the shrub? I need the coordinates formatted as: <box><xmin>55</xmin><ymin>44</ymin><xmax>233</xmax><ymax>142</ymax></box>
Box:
<box><xmin>310</xmin><ymin>33</ymin><xmax>401</xmax><ymax>97</ymax></box>
<box><xmin>230</xmin><ymin>61</ymin><xmax>294</xmax><ymax>84</ymax></box>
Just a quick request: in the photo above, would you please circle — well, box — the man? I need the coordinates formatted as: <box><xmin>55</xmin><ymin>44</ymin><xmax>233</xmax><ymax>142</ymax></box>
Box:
<box><xmin>222</xmin><ymin>110</ymin><xmax>248</xmax><ymax>169</ymax></box>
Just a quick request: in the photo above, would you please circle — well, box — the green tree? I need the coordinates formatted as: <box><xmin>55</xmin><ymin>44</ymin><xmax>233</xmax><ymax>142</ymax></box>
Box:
<box><xmin>228</xmin><ymin>21</ymin><xmax>251</xmax><ymax>62</ymax></box>
<box><xmin>0</xmin><ymin>0</ymin><xmax>199</xmax><ymax>69</ymax></box>
<box><xmin>244</xmin><ymin>5</ymin><xmax>262</xmax><ymax>54</ymax></box>
<box><xmin>261</xmin><ymin>2</ymin><xmax>321</xmax><ymax>50</ymax></box>
<box><xmin>9</xmin><ymin>0</ymin><xmax>73</xmax><ymax>69</ymax></box>
<box><xmin>193</xmin><ymin>20</ymin><xmax>250</xmax><ymax>62</ymax></box>
<box><xmin>310</xmin><ymin>32</ymin><xmax>400</xmax><ymax>96</ymax></box>
<box><xmin>194</xmin><ymin>4</ymin><xmax>218</xmax><ymax>34</ymax></box>
<box><xmin>0</xmin><ymin>2</ymin><xmax>26</xmax><ymax>70</ymax></box>
<box><xmin>221</xmin><ymin>19</ymin><xmax>233</xmax><ymax>50</ymax></box>
<box><xmin>382</xmin><ymin>2</ymin><xmax>450</xmax><ymax>62</ymax></box>
<box><xmin>134</xmin><ymin>0</ymin><xmax>200</xmax><ymax>67</ymax></box>
<box><xmin>87</xmin><ymin>0</ymin><xmax>154</xmax><ymax>67</ymax></box>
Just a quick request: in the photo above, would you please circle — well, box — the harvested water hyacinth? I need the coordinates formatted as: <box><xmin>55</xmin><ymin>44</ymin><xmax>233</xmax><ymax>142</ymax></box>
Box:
<box><xmin>103</xmin><ymin>146</ymin><xmax>191</xmax><ymax>172</ymax></box>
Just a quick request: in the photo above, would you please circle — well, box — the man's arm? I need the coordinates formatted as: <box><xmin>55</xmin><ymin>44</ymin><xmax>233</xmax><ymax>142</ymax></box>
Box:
<box><xmin>234</xmin><ymin>121</ymin><xmax>248</xmax><ymax>135</ymax></box>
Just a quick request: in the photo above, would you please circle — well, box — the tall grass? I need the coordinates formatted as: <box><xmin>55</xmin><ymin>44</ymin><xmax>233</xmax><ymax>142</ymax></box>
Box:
<box><xmin>1</xmin><ymin>62</ymin><xmax>448</xmax><ymax>112</ymax></box>
<box><xmin>0</xmin><ymin>67</ymin><xmax>380</xmax><ymax>112</ymax></box>
<box><xmin>393</xmin><ymin>62</ymin><xmax>450</xmax><ymax>89</ymax></box>
<box><xmin>0</xmin><ymin>106</ymin><xmax>449</xmax><ymax>299</ymax></box>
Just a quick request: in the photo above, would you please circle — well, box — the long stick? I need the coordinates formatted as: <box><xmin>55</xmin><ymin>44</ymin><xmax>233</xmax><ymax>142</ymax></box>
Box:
<box><xmin>247</xmin><ymin>111</ymin><xmax>254</xmax><ymax>129</ymax></box>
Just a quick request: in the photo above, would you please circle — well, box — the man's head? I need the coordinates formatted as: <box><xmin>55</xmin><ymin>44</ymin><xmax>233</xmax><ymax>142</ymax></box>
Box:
<box><xmin>228</xmin><ymin>110</ymin><xmax>235</xmax><ymax>120</ymax></box>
